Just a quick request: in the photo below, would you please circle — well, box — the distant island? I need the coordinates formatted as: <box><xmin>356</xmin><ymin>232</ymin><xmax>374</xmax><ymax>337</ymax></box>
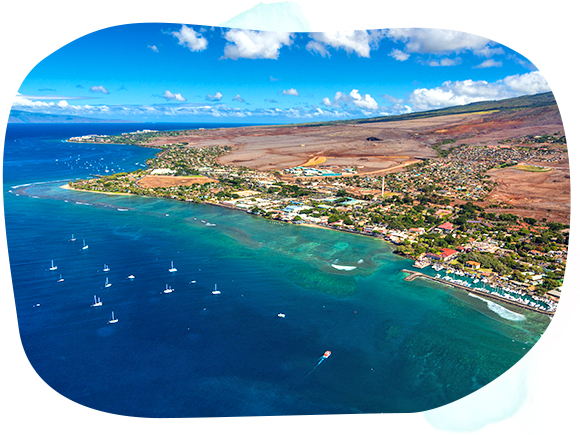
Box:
<box><xmin>67</xmin><ymin>92</ymin><xmax>568</xmax><ymax>314</ymax></box>
<box><xmin>8</xmin><ymin>110</ymin><xmax>131</xmax><ymax>124</ymax></box>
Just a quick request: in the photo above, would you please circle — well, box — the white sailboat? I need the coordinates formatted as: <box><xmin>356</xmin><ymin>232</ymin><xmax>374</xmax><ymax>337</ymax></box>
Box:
<box><xmin>91</xmin><ymin>295</ymin><xmax>102</xmax><ymax>307</ymax></box>
<box><xmin>104</xmin><ymin>277</ymin><xmax>112</xmax><ymax>288</ymax></box>
<box><xmin>107</xmin><ymin>311</ymin><xmax>118</xmax><ymax>324</ymax></box>
<box><xmin>103</xmin><ymin>264</ymin><xmax>110</xmax><ymax>272</ymax></box>
<box><xmin>168</xmin><ymin>261</ymin><xmax>177</xmax><ymax>272</ymax></box>
<box><xmin>70</xmin><ymin>234</ymin><xmax>76</xmax><ymax>242</ymax></box>
<box><xmin>57</xmin><ymin>274</ymin><xmax>64</xmax><ymax>283</ymax></box>
<box><xmin>82</xmin><ymin>239</ymin><xmax>89</xmax><ymax>250</ymax></box>
<box><xmin>163</xmin><ymin>284</ymin><xmax>174</xmax><ymax>294</ymax></box>
<box><xmin>212</xmin><ymin>284</ymin><xmax>221</xmax><ymax>295</ymax></box>
<box><xmin>127</xmin><ymin>275</ymin><xmax>135</xmax><ymax>280</ymax></box>
<box><xmin>49</xmin><ymin>260</ymin><xmax>58</xmax><ymax>271</ymax></box>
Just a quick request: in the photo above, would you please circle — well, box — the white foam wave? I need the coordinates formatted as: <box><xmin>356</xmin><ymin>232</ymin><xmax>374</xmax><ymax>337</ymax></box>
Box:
<box><xmin>331</xmin><ymin>264</ymin><xmax>357</xmax><ymax>271</ymax></box>
<box><xmin>468</xmin><ymin>293</ymin><xmax>526</xmax><ymax>321</ymax></box>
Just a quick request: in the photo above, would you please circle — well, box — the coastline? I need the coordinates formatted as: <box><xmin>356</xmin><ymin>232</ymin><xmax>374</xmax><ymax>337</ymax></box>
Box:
<box><xmin>62</xmin><ymin>180</ymin><xmax>558</xmax><ymax>316</ymax></box>
<box><xmin>60</xmin><ymin>183</ymin><xmax>136</xmax><ymax>196</ymax></box>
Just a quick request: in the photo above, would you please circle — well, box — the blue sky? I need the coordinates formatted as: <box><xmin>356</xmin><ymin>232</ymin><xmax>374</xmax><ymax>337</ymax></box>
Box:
<box><xmin>14</xmin><ymin>24</ymin><xmax>551</xmax><ymax>123</ymax></box>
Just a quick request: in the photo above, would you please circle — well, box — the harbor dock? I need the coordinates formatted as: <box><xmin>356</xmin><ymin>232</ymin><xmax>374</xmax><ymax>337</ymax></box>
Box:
<box><xmin>401</xmin><ymin>269</ymin><xmax>554</xmax><ymax>316</ymax></box>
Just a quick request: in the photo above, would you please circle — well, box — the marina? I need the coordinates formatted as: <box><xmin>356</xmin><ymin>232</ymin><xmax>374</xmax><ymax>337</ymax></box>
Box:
<box><xmin>402</xmin><ymin>269</ymin><xmax>555</xmax><ymax>316</ymax></box>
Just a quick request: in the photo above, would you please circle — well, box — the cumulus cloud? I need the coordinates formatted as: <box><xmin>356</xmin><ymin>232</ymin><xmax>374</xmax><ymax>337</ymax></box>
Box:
<box><xmin>389</xmin><ymin>49</ymin><xmax>410</xmax><ymax>61</ymax></box>
<box><xmin>322</xmin><ymin>89</ymin><xmax>378</xmax><ymax>110</ymax></box>
<box><xmin>206</xmin><ymin>92</ymin><xmax>223</xmax><ymax>101</ymax></box>
<box><xmin>306</xmin><ymin>30</ymin><xmax>386</xmax><ymax>58</ymax></box>
<box><xmin>282</xmin><ymin>88</ymin><xmax>299</xmax><ymax>96</ymax></box>
<box><xmin>387</xmin><ymin>28</ymin><xmax>491</xmax><ymax>55</ymax></box>
<box><xmin>171</xmin><ymin>25</ymin><xmax>208</xmax><ymax>52</ymax></box>
<box><xmin>232</xmin><ymin>94</ymin><xmax>246</xmax><ymax>103</ymax></box>
<box><xmin>148</xmin><ymin>45</ymin><xmax>159</xmax><ymax>53</ymax></box>
<box><xmin>162</xmin><ymin>90</ymin><xmax>186</xmax><ymax>102</ymax></box>
<box><xmin>13</xmin><ymin>94</ymin><xmax>56</xmax><ymax>108</ymax></box>
<box><xmin>322</xmin><ymin>91</ymin><xmax>350</xmax><ymax>107</ymax></box>
<box><xmin>90</xmin><ymin>85</ymin><xmax>109</xmax><ymax>94</ymax></box>
<box><xmin>349</xmin><ymin>89</ymin><xmax>378</xmax><ymax>110</ymax></box>
<box><xmin>407</xmin><ymin>71</ymin><xmax>550</xmax><ymax>112</ymax></box>
<box><xmin>222</xmin><ymin>29</ymin><xmax>293</xmax><ymax>60</ymax></box>
<box><xmin>503</xmin><ymin>71</ymin><xmax>550</xmax><ymax>94</ymax></box>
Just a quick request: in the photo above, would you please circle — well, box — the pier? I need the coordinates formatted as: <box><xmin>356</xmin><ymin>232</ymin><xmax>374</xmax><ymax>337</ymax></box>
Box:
<box><xmin>401</xmin><ymin>269</ymin><xmax>554</xmax><ymax>316</ymax></box>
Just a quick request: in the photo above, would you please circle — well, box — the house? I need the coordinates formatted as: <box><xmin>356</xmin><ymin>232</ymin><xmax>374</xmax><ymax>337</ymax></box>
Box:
<box><xmin>440</xmin><ymin>248</ymin><xmax>458</xmax><ymax>260</ymax></box>
<box><xmin>438</xmin><ymin>222</ymin><xmax>454</xmax><ymax>232</ymax></box>
<box><xmin>425</xmin><ymin>248</ymin><xmax>458</xmax><ymax>262</ymax></box>
<box><xmin>466</xmin><ymin>260</ymin><xmax>481</xmax><ymax>269</ymax></box>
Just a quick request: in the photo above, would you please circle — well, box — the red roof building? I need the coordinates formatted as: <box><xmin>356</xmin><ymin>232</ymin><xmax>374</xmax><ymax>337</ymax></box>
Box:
<box><xmin>440</xmin><ymin>248</ymin><xmax>458</xmax><ymax>259</ymax></box>
<box><xmin>438</xmin><ymin>222</ymin><xmax>454</xmax><ymax>232</ymax></box>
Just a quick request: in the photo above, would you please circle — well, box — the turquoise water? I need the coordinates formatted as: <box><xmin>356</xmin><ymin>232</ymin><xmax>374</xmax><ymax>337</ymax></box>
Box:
<box><xmin>4</xmin><ymin>124</ymin><xmax>551</xmax><ymax>416</ymax></box>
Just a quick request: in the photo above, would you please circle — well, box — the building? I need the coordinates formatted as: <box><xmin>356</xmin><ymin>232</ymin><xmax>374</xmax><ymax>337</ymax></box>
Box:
<box><xmin>438</xmin><ymin>222</ymin><xmax>454</xmax><ymax>232</ymax></box>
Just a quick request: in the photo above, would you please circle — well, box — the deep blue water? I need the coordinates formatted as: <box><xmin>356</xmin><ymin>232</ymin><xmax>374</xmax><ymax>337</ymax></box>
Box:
<box><xmin>3</xmin><ymin>123</ymin><xmax>551</xmax><ymax>417</ymax></box>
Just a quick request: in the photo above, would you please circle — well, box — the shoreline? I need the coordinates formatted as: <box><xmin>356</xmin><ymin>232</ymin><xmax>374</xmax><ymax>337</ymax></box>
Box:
<box><xmin>60</xmin><ymin>183</ymin><xmax>136</xmax><ymax>196</ymax></box>
<box><xmin>62</xmin><ymin>183</ymin><xmax>558</xmax><ymax>315</ymax></box>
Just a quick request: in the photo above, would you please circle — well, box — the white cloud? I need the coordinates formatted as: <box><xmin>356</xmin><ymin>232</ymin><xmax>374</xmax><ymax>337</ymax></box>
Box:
<box><xmin>349</xmin><ymin>89</ymin><xmax>378</xmax><ymax>110</ymax></box>
<box><xmin>306</xmin><ymin>30</ymin><xmax>386</xmax><ymax>58</ymax></box>
<box><xmin>148</xmin><ymin>45</ymin><xmax>159</xmax><ymax>53</ymax></box>
<box><xmin>57</xmin><ymin>100</ymin><xmax>68</xmax><ymax>108</ymax></box>
<box><xmin>322</xmin><ymin>89</ymin><xmax>378</xmax><ymax>110</ymax></box>
<box><xmin>387</xmin><ymin>29</ymin><xmax>491</xmax><ymax>55</ymax></box>
<box><xmin>305</xmin><ymin>40</ymin><xmax>330</xmax><ymax>57</ymax></box>
<box><xmin>474</xmin><ymin>59</ymin><xmax>503</xmax><ymax>68</ymax></box>
<box><xmin>232</xmin><ymin>94</ymin><xmax>246</xmax><ymax>103</ymax></box>
<box><xmin>322</xmin><ymin>91</ymin><xmax>350</xmax><ymax>107</ymax></box>
<box><xmin>282</xmin><ymin>88</ymin><xmax>299</xmax><ymax>96</ymax></box>
<box><xmin>222</xmin><ymin>29</ymin><xmax>293</xmax><ymax>60</ymax></box>
<box><xmin>389</xmin><ymin>49</ymin><xmax>410</xmax><ymax>61</ymax></box>
<box><xmin>473</xmin><ymin>46</ymin><xmax>505</xmax><ymax>58</ymax></box>
<box><xmin>408</xmin><ymin>71</ymin><xmax>550</xmax><ymax>112</ymax></box>
<box><xmin>409</xmin><ymin>80</ymin><xmax>507</xmax><ymax>111</ymax></box>
<box><xmin>13</xmin><ymin>94</ymin><xmax>55</xmax><ymax>108</ymax></box>
<box><xmin>90</xmin><ymin>85</ymin><xmax>109</xmax><ymax>94</ymax></box>
<box><xmin>162</xmin><ymin>90</ymin><xmax>186</xmax><ymax>102</ymax></box>
<box><xmin>382</xmin><ymin>94</ymin><xmax>404</xmax><ymax>104</ymax></box>
<box><xmin>502</xmin><ymin>71</ymin><xmax>550</xmax><ymax>94</ymax></box>
<box><xmin>171</xmin><ymin>25</ymin><xmax>208</xmax><ymax>52</ymax></box>
<box><xmin>427</xmin><ymin>57</ymin><xmax>462</xmax><ymax>67</ymax></box>
<box><xmin>206</xmin><ymin>92</ymin><xmax>223</xmax><ymax>101</ymax></box>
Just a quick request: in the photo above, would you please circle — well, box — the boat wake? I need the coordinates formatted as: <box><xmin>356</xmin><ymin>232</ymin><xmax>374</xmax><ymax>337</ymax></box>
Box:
<box><xmin>306</xmin><ymin>351</ymin><xmax>331</xmax><ymax>377</ymax></box>
<box><xmin>468</xmin><ymin>293</ymin><xmax>526</xmax><ymax>321</ymax></box>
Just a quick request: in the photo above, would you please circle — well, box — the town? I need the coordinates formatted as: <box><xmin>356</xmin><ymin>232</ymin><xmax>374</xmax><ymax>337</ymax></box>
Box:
<box><xmin>68</xmin><ymin>130</ymin><xmax>568</xmax><ymax>314</ymax></box>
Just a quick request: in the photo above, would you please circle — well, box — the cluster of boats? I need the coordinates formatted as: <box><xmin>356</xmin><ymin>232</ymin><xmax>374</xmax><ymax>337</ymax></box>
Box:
<box><xmin>44</xmin><ymin>240</ymin><xmax>274</xmax><ymax>325</ymax></box>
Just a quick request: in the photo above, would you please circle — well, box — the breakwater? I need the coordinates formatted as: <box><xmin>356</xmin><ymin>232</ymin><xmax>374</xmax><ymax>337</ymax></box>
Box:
<box><xmin>401</xmin><ymin>269</ymin><xmax>554</xmax><ymax>316</ymax></box>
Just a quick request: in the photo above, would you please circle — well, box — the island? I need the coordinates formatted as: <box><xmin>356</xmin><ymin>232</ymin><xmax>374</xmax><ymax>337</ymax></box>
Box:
<box><xmin>67</xmin><ymin>92</ymin><xmax>568</xmax><ymax>315</ymax></box>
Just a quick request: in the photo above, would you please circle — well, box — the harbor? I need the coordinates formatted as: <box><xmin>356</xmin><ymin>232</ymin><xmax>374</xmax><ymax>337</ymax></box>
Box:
<box><xmin>402</xmin><ymin>269</ymin><xmax>555</xmax><ymax>316</ymax></box>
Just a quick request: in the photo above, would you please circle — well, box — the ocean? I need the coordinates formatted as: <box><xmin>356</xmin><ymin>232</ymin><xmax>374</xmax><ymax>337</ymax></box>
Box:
<box><xmin>3</xmin><ymin>122</ymin><xmax>551</xmax><ymax>417</ymax></box>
